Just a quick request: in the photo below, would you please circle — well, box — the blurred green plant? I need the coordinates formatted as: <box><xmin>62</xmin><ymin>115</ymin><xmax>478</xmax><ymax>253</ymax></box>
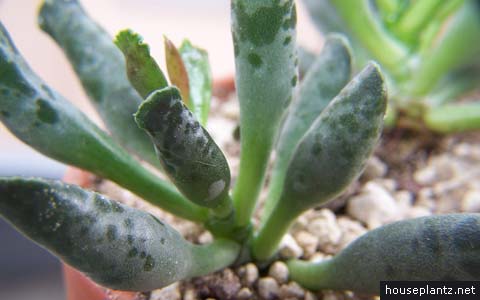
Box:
<box><xmin>303</xmin><ymin>0</ymin><xmax>480</xmax><ymax>133</ymax></box>
<box><xmin>0</xmin><ymin>0</ymin><xmax>479</xmax><ymax>296</ymax></box>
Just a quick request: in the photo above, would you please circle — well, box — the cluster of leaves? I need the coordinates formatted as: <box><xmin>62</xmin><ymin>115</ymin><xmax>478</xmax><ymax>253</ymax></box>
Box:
<box><xmin>0</xmin><ymin>0</ymin><xmax>479</xmax><ymax>295</ymax></box>
<box><xmin>303</xmin><ymin>0</ymin><xmax>480</xmax><ymax>133</ymax></box>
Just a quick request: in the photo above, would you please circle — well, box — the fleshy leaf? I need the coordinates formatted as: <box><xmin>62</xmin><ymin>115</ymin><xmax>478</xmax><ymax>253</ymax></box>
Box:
<box><xmin>426</xmin><ymin>65</ymin><xmax>480</xmax><ymax>107</ymax></box>
<box><xmin>115</xmin><ymin>29</ymin><xmax>168</xmax><ymax>98</ymax></box>
<box><xmin>326</xmin><ymin>0</ymin><xmax>409</xmax><ymax>78</ymax></box>
<box><xmin>38</xmin><ymin>0</ymin><xmax>162</xmax><ymax>169</ymax></box>
<box><xmin>288</xmin><ymin>214</ymin><xmax>480</xmax><ymax>294</ymax></box>
<box><xmin>302</xmin><ymin>0</ymin><xmax>370</xmax><ymax>69</ymax></box>
<box><xmin>424</xmin><ymin>102</ymin><xmax>480</xmax><ymax>133</ymax></box>
<box><xmin>135</xmin><ymin>87</ymin><xmax>232</xmax><ymax>216</ymax></box>
<box><xmin>178</xmin><ymin>39</ymin><xmax>212</xmax><ymax>126</ymax></box>
<box><xmin>231</xmin><ymin>0</ymin><xmax>298</xmax><ymax>227</ymax></box>
<box><xmin>253</xmin><ymin>63</ymin><xmax>386</xmax><ymax>261</ymax></box>
<box><xmin>296</xmin><ymin>46</ymin><xmax>316</xmax><ymax>77</ymax></box>
<box><xmin>282</xmin><ymin>63</ymin><xmax>385</xmax><ymax>212</ymax></box>
<box><xmin>0</xmin><ymin>23</ymin><xmax>207</xmax><ymax>223</ymax></box>
<box><xmin>164</xmin><ymin>36</ymin><xmax>190</xmax><ymax>106</ymax></box>
<box><xmin>410</xmin><ymin>1</ymin><xmax>480</xmax><ymax>96</ymax></box>
<box><xmin>262</xmin><ymin>35</ymin><xmax>352</xmax><ymax>223</ymax></box>
<box><xmin>0</xmin><ymin>177</ymin><xmax>240</xmax><ymax>291</ymax></box>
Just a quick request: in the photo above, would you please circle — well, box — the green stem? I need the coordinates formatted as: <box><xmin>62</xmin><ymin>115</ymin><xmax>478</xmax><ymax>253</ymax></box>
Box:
<box><xmin>411</xmin><ymin>2</ymin><xmax>480</xmax><ymax>96</ymax></box>
<box><xmin>103</xmin><ymin>153</ymin><xmax>209</xmax><ymax>223</ymax></box>
<box><xmin>392</xmin><ymin>0</ymin><xmax>444</xmax><ymax>43</ymax></box>
<box><xmin>252</xmin><ymin>201</ymin><xmax>297</xmax><ymax>261</ymax></box>
<box><xmin>330</xmin><ymin>0</ymin><xmax>409</xmax><ymax>78</ymax></box>
<box><xmin>260</xmin><ymin>165</ymin><xmax>285</xmax><ymax>228</ymax></box>
<box><xmin>375</xmin><ymin>0</ymin><xmax>400</xmax><ymax>17</ymax></box>
<box><xmin>287</xmin><ymin>259</ymin><xmax>336</xmax><ymax>291</ymax></box>
<box><xmin>424</xmin><ymin>102</ymin><xmax>480</xmax><ymax>133</ymax></box>
<box><xmin>189</xmin><ymin>238</ymin><xmax>241</xmax><ymax>277</ymax></box>
<box><xmin>426</xmin><ymin>66</ymin><xmax>480</xmax><ymax>107</ymax></box>
<box><xmin>233</xmin><ymin>138</ymin><xmax>271</xmax><ymax>227</ymax></box>
<box><xmin>417</xmin><ymin>0</ymin><xmax>465</xmax><ymax>56</ymax></box>
<box><xmin>211</xmin><ymin>195</ymin><xmax>235</xmax><ymax>219</ymax></box>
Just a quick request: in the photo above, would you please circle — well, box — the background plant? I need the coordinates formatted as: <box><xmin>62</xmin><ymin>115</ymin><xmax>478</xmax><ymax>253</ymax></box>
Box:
<box><xmin>0</xmin><ymin>0</ymin><xmax>479</xmax><ymax>296</ymax></box>
<box><xmin>302</xmin><ymin>0</ymin><xmax>480</xmax><ymax>133</ymax></box>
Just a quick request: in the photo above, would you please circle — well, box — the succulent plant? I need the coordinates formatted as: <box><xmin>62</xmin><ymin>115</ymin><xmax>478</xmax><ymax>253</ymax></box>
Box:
<box><xmin>302</xmin><ymin>0</ymin><xmax>480</xmax><ymax>133</ymax></box>
<box><xmin>0</xmin><ymin>0</ymin><xmax>479</xmax><ymax>296</ymax></box>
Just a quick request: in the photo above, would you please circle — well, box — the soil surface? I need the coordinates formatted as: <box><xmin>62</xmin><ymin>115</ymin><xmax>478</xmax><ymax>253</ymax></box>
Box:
<box><xmin>94</xmin><ymin>96</ymin><xmax>480</xmax><ymax>300</ymax></box>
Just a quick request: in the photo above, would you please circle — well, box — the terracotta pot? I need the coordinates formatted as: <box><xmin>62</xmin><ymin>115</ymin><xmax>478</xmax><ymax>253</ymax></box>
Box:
<box><xmin>212</xmin><ymin>75</ymin><xmax>235</xmax><ymax>100</ymax></box>
<box><xmin>62</xmin><ymin>168</ymin><xmax>139</xmax><ymax>300</ymax></box>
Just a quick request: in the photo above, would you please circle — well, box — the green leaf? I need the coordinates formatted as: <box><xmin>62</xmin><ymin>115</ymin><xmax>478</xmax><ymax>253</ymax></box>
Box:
<box><xmin>411</xmin><ymin>0</ymin><xmax>480</xmax><ymax>96</ymax></box>
<box><xmin>288</xmin><ymin>214</ymin><xmax>480</xmax><ymax>294</ymax></box>
<box><xmin>391</xmin><ymin>0</ymin><xmax>446</xmax><ymax>44</ymax></box>
<box><xmin>375</xmin><ymin>0</ymin><xmax>409</xmax><ymax>25</ymax></box>
<box><xmin>301</xmin><ymin>0</ymin><xmax>377</xmax><ymax>71</ymax></box>
<box><xmin>296</xmin><ymin>46</ymin><xmax>316</xmax><ymax>77</ymax></box>
<box><xmin>253</xmin><ymin>63</ymin><xmax>386</xmax><ymax>261</ymax></box>
<box><xmin>327</xmin><ymin>0</ymin><xmax>409</xmax><ymax>78</ymax></box>
<box><xmin>164</xmin><ymin>36</ymin><xmax>191</xmax><ymax>106</ymax></box>
<box><xmin>38</xmin><ymin>0</ymin><xmax>162</xmax><ymax>169</ymax></box>
<box><xmin>282</xmin><ymin>62</ymin><xmax>386</xmax><ymax>213</ymax></box>
<box><xmin>115</xmin><ymin>29</ymin><xmax>169</xmax><ymax>98</ymax></box>
<box><xmin>262</xmin><ymin>35</ymin><xmax>352</xmax><ymax>225</ymax></box>
<box><xmin>424</xmin><ymin>102</ymin><xmax>480</xmax><ymax>133</ymax></box>
<box><xmin>135</xmin><ymin>87</ymin><xmax>232</xmax><ymax>217</ymax></box>
<box><xmin>0</xmin><ymin>177</ymin><xmax>240</xmax><ymax>291</ymax></box>
<box><xmin>231</xmin><ymin>0</ymin><xmax>298</xmax><ymax>227</ymax></box>
<box><xmin>179</xmin><ymin>39</ymin><xmax>213</xmax><ymax>126</ymax></box>
<box><xmin>426</xmin><ymin>65</ymin><xmax>480</xmax><ymax>107</ymax></box>
<box><xmin>0</xmin><ymin>23</ymin><xmax>207</xmax><ymax>223</ymax></box>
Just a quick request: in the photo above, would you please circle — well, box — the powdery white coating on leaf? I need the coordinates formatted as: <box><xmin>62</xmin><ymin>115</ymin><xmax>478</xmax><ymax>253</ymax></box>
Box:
<box><xmin>206</xmin><ymin>180</ymin><xmax>226</xmax><ymax>202</ymax></box>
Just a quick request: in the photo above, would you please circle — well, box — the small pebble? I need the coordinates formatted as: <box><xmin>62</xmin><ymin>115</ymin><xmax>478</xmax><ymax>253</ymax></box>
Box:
<box><xmin>374</xmin><ymin>178</ymin><xmax>397</xmax><ymax>193</ymax></box>
<box><xmin>306</xmin><ymin>209</ymin><xmax>342</xmax><ymax>254</ymax></box>
<box><xmin>362</xmin><ymin>156</ymin><xmax>387</xmax><ymax>180</ymax></box>
<box><xmin>406</xmin><ymin>206</ymin><xmax>432</xmax><ymax>219</ymax></box>
<box><xmin>461</xmin><ymin>189</ymin><xmax>480</xmax><ymax>212</ymax></box>
<box><xmin>347</xmin><ymin>181</ymin><xmax>401</xmax><ymax>228</ymax></box>
<box><xmin>183</xmin><ymin>288</ymin><xmax>197</xmax><ymax>300</ymax></box>
<box><xmin>279</xmin><ymin>282</ymin><xmax>305</xmax><ymax>299</ymax></box>
<box><xmin>294</xmin><ymin>230</ymin><xmax>319</xmax><ymax>258</ymax></box>
<box><xmin>198</xmin><ymin>231</ymin><xmax>213</xmax><ymax>244</ymax></box>
<box><xmin>279</xmin><ymin>234</ymin><xmax>304</xmax><ymax>258</ymax></box>
<box><xmin>268</xmin><ymin>261</ymin><xmax>289</xmax><ymax>284</ymax></box>
<box><xmin>236</xmin><ymin>287</ymin><xmax>253</xmax><ymax>300</ymax></box>
<box><xmin>305</xmin><ymin>291</ymin><xmax>318</xmax><ymax>300</ymax></box>
<box><xmin>258</xmin><ymin>277</ymin><xmax>280</xmax><ymax>300</ymax></box>
<box><xmin>150</xmin><ymin>282</ymin><xmax>180</xmax><ymax>300</ymax></box>
<box><xmin>336</xmin><ymin>217</ymin><xmax>367</xmax><ymax>250</ymax></box>
<box><xmin>238</xmin><ymin>263</ymin><xmax>259</xmax><ymax>286</ymax></box>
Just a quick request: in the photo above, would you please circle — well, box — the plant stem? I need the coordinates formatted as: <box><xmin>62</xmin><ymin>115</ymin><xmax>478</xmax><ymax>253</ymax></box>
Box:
<box><xmin>411</xmin><ymin>2</ymin><xmax>480</xmax><ymax>96</ymax></box>
<box><xmin>329</xmin><ymin>0</ymin><xmax>408</xmax><ymax>78</ymax></box>
<box><xmin>426</xmin><ymin>66</ymin><xmax>480</xmax><ymax>107</ymax></box>
<box><xmin>211</xmin><ymin>195</ymin><xmax>234</xmax><ymax>219</ymax></box>
<box><xmin>287</xmin><ymin>259</ymin><xmax>335</xmax><ymax>291</ymax></box>
<box><xmin>252</xmin><ymin>201</ymin><xmax>297</xmax><ymax>261</ymax></box>
<box><xmin>424</xmin><ymin>102</ymin><xmax>480</xmax><ymax>133</ymax></box>
<box><xmin>233</xmin><ymin>138</ymin><xmax>271</xmax><ymax>227</ymax></box>
<box><xmin>104</xmin><ymin>154</ymin><xmax>209</xmax><ymax>223</ymax></box>
<box><xmin>189</xmin><ymin>238</ymin><xmax>241</xmax><ymax>277</ymax></box>
<box><xmin>392</xmin><ymin>0</ymin><xmax>444</xmax><ymax>43</ymax></box>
